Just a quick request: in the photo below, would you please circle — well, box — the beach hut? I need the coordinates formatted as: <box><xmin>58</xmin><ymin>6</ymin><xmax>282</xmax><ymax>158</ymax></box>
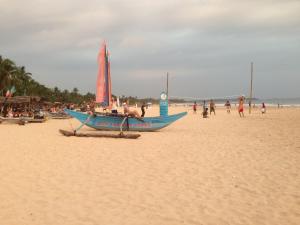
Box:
<box><xmin>0</xmin><ymin>96</ymin><xmax>42</xmax><ymax>117</ymax></box>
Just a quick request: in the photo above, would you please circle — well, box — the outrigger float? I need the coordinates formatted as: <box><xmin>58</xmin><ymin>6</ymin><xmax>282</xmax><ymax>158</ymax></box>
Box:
<box><xmin>59</xmin><ymin>129</ymin><xmax>141</xmax><ymax>139</ymax></box>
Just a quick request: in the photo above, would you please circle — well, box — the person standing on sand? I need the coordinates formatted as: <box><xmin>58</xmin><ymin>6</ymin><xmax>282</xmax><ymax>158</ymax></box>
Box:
<box><xmin>261</xmin><ymin>102</ymin><xmax>266</xmax><ymax>114</ymax></box>
<box><xmin>238</xmin><ymin>97</ymin><xmax>245</xmax><ymax>117</ymax></box>
<box><xmin>225</xmin><ymin>100</ymin><xmax>231</xmax><ymax>113</ymax></box>
<box><xmin>141</xmin><ymin>102</ymin><xmax>147</xmax><ymax>117</ymax></box>
<box><xmin>209</xmin><ymin>100</ymin><xmax>216</xmax><ymax>115</ymax></box>
<box><xmin>193</xmin><ymin>102</ymin><xmax>197</xmax><ymax>113</ymax></box>
<box><xmin>111</xmin><ymin>98</ymin><xmax>118</xmax><ymax>114</ymax></box>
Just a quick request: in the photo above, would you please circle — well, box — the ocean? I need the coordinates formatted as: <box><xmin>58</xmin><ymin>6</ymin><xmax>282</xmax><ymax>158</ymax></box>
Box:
<box><xmin>254</xmin><ymin>98</ymin><xmax>300</xmax><ymax>107</ymax></box>
<box><xmin>176</xmin><ymin>97</ymin><xmax>300</xmax><ymax>107</ymax></box>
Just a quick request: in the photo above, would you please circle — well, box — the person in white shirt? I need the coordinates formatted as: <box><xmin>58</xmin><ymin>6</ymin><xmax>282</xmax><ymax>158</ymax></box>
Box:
<box><xmin>111</xmin><ymin>98</ymin><xmax>118</xmax><ymax>114</ymax></box>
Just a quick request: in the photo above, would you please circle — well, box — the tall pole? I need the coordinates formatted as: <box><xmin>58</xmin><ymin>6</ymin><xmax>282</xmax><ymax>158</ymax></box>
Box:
<box><xmin>166</xmin><ymin>72</ymin><xmax>169</xmax><ymax>99</ymax></box>
<box><xmin>249</xmin><ymin>62</ymin><xmax>253</xmax><ymax>114</ymax></box>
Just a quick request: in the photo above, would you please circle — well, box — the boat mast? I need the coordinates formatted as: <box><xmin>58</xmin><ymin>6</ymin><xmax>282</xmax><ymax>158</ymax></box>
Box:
<box><xmin>249</xmin><ymin>62</ymin><xmax>254</xmax><ymax>114</ymax></box>
<box><xmin>166</xmin><ymin>72</ymin><xmax>169</xmax><ymax>100</ymax></box>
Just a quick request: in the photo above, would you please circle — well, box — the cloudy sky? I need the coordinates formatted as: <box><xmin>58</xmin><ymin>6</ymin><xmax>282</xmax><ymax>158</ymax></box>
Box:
<box><xmin>1</xmin><ymin>0</ymin><xmax>299</xmax><ymax>98</ymax></box>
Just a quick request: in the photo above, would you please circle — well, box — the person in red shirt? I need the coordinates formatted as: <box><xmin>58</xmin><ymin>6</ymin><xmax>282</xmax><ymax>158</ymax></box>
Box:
<box><xmin>238</xmin><ymin>97</ymin><xmax>245</xmax><ymax>117</ymax></box>
<box><xmin>193</xmin><ymin>102</ymin><xmax>197</xmax><ymax>114</ymax></box>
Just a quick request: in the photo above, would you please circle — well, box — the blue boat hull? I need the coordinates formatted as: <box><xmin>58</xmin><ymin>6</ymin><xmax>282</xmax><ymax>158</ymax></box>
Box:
<box><xmin>65</xmin><ymin>109</ymin><xmax>187</xmax><ymax>131</ymax></box>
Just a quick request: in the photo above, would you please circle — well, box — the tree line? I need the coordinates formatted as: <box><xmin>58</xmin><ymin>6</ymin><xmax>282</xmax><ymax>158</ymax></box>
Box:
<box><xmin>0</xmin><ymin>55</ymin><xmax>95</xmax><ymax>104</ymax></box>
<box><xmin>0</xmin><ymin>55</ymin><xmax>182</xmax><ymax>105</ymax></box>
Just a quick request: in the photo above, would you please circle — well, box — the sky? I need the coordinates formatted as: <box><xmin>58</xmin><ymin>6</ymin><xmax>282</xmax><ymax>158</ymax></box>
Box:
<box><xmin>0</xmin><ymin>0</ymin><xmax>299</xmax><ymax>99</ymax></box>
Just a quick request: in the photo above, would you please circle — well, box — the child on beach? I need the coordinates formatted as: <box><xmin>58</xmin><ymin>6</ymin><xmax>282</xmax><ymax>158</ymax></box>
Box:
<box><xmin>225</xmin><ymin>100</ymin><xmax>231</xmax><ymax>113</ymax></box>
<box><xmin>238</xmin><ymin>97</ymin><xmax>245</xmax><ymax>117</ymax></box>
<box><xmin>202</xmin><ymin>101</ymin><xmax>208</xmax><ymax>118</ymax></box>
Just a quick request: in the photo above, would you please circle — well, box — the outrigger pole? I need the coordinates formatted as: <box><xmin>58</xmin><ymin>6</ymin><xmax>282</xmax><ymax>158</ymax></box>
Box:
<box><xmin>249</xmin><ymin>62</ymin><xmax>254</xmax><ymax>114</ymax></box>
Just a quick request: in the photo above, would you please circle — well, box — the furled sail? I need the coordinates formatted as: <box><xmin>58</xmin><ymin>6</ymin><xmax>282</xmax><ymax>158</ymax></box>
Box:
<box><xmin>96</xmin><ymin>42</ymin><xmax>112</xmax><ymax>107</ymax></box>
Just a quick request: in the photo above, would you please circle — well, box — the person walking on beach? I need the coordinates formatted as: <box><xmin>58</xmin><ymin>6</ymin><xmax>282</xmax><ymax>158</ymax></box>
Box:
<box><xmin>261</xmin><ymin>102</ymin><xmax>266</xmax><ymax>114</ymax></box>
<box><xmin>209</xmin><ymin>100</ymin><xmax>216</xmax><ymax>115</ymax></box>
<box><xmin>202</xmin><ymin>100</ymin><xmax>208</xmax><ymax>118</ymax></box>
<box><xmin>193</xmin><ymin>102</ymin><xmax>197</xmax><ymax>114</ymax></box>
<box><xmin>225</xmin><ymin>100</ymin><xmax>231</xmax><ymax>113</ymax></box>
<box><xmin>238</xmin><ymin>96</ymin><xmax>245</xmax><ymax>117</ymax></box>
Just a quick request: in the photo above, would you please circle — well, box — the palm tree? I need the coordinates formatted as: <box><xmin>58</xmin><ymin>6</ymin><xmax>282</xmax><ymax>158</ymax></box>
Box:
<box><xmin>72</xmin><ymin>87</ymin><xmax>79</xmax><ymax>94</ymax></box>
<box><xmin>0</xmin><ymin>56</ymin><xmax>98</xmax><ymax>103</ymax></box>
<box><xmin>60</xmin><ymin>89</ymin><xmax>70</xmax><ymax>102</ymax></box>
<box><xmin>26</xmin><ymin>79</ymin><xmax>40</xmax><ymax>96</ymax></box>
<box><xmin>13</xmin><ymin>66</ymin><xmax>32</xmax><ymax>95</ymax></box>
<box><xmin>52</xmin><ymin>86</ymin><xmax>61</xmax><ymax>102</ymax></box>
<box><xmin>0</xmin><ymin>57</ymin><xmax>17</xmax><ymax>95</ymax></box>
<box><xmin>19</xmin><ymin>66</ymin><xmax>32</xmax><ymax>95</ymax></box>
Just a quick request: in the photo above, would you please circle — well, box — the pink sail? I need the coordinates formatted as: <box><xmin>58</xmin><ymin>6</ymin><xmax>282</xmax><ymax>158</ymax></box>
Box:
<box><xmin>96</xmin><ymin>42</ymin><xmax>112</xmax><ymax>107</ymax></box>
<box><xmin>107</xmin><ymin>54</ymin><xmax>112</xmax><ymax>106</ymax></box>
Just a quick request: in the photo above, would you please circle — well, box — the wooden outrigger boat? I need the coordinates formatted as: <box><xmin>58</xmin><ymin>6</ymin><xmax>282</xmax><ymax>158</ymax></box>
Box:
<box><xmin>59</xmin><ymin>43</ymin><xmax>187</xmax><ymax>138</ymax></box>
<box><xmin>64</xmin><ymin>109</ymin><xmax>187</xmax><ymax>132</ymax></box>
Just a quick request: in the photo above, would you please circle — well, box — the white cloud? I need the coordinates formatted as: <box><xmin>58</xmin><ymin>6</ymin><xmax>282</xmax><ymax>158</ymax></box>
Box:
<box><xmin>0</xmin><ymin>0</ymin><xmax>299</xmax><ymax>97</ymax></box>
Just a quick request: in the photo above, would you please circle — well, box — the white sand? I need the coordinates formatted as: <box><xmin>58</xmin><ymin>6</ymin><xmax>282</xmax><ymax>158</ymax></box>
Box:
<box><xmin>0</xmin><ymin>106</ymin><xmax>299</xmax><ymax>225</ymax></box>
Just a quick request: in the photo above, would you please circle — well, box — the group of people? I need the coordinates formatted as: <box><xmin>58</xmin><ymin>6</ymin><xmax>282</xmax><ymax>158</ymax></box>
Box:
<box><xmin>192</xmin><ymin>97</ymin><xmax>267</xmax><ymax>118</ymax></box>
<box><xmin>2</xmin><ymin>107</ymin><xmax>34</xmax><ymax>118</ymax></box>
<box><xmin>102</xmin><ymin>98</ymin><xmax>147</xmax><ymax>119</ymax></box>
<box><xmin>193</xmin><ymin>100</ymin><xmax>216</xmax><ymax>118</ymax></box>
<box><xmin>0</xmin><ymin>103</ymin><xmax>46</xmax><ymax>119</ymax></box>
<box><xmin>123</xmin><ymin>100</ymin><xmax>148</xmax><ymax>118</ymax></box>
<box><xmin>82</xmin><ymin>97</ymin><xmax>267</xmax><ymax>119</ymax></box>
<box><xmin>237</xmin><ymin>97</ymin><xmax>266</xmax><ymax>117</ymax></box>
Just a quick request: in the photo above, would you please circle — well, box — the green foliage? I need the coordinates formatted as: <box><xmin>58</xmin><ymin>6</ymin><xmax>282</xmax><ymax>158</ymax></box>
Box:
<box><xmin>0</xmin><ymin>55</ymin><xmax>95</xmax><ymax>104</ymax></box>
<box><xmin>0</xmin><ymin>55</ymin><xmax>169</xmax><ymax>105</ymax></box>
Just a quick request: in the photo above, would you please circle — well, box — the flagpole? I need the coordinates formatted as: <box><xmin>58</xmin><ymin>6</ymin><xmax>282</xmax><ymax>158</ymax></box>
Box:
<box><xmin>249</xmin><ymin>62</ymin><xmax>253</xmax><ymax>114</ymax></box>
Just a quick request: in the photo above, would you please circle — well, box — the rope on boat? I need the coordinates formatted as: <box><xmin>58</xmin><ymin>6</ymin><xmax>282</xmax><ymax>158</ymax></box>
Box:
<box><xmin>120</xmin><ymin>116</ymin><xmax>129</xmax><ymax>134</ymax></box>
<box><xmin>68</xmin><ymin>118</ymin><xmax>74</xmax><ymax>131</ymax></box>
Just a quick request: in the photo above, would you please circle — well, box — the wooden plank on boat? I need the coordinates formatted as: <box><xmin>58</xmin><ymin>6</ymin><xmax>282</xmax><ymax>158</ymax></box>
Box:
<box><xmin>48</xmin><ymin>112</ymin><xmax>71</xmax><ymax>119</ymax></box>
<box><xmin>49</xmin><ymin>116</ymin><xmax>71</xmax><ymax>119</ymax></box>
<box><xmin>27</xmin><ymin>118</ymin><xmax>46</xmax><ymax>123</ymax></box>
<box><xmin>59</xmin><ymin>129</ymin><xmax>141</xmax><ymax>139</ymax></box>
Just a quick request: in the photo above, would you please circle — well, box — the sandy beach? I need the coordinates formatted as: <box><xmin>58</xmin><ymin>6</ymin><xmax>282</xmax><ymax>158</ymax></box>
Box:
<box><xmin>0</xmin><ymin>106</ymin><xmax>299</xmax><ymax>225</ymax></box>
